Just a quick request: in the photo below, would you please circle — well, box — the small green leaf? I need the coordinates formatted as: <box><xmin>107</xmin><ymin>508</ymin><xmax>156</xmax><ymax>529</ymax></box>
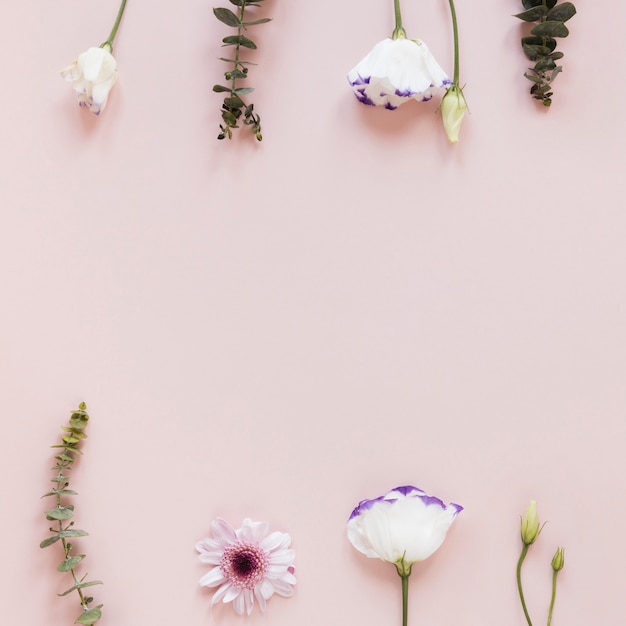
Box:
<box><xmin>40</xmin><ymin>534</ymin><xmax>62</xmax><ymax>548</ymax></box>
<box><xmin>42</xmin><ymin>488</ymin><xmax>78</xmax><ymax>497</ymax></box>
<box><xmin>242</xmin><ymin>18</ymin><xmax>272</xmax><ymax>26</ymax></box>
<box><xmin>224</xmin><ymin>95</ymin><xmax>245</xmax><ymax>108</ymax></box>
<box><xmin>212</xmin><ymin>84</ymin><xmax>232</xmax><ymax>93</ymax></box>
<box><xmin>213</xmin><ymin>7</ymin><xmax>240</xmax><ymax>26</ymax></box>
<box><xmin>222</xmin><ymin>35</ymin><xmax>257</xmax><ymax>49</ymax></box>
<box><xmin>534</xmin><ymin>58</ymin><xmax>557</xmax><ymax>71</ymax></box>
<box><xmin>547</xmin><ymin>2</ymin><xmax>577</xmax><ymax>22</ymax></box>
<box><xmin>234</xmin><ymin>87</ymin><xmax>254</xmax><ymax>95</ymax></box>
<box><xmin>55</xmin><ymin>453</ymin><xmax>75</xmax><ymax>462</ymax></box>
<box><xmin>524</xmin><ymin>71</ymin><xmax>544</xmax><ymax>84</ymax></box>
<box><xmin>221</xmin><ymin>110</ymin><xmax>239</xmax><ymax>125</ymax></box>
<box><xmin>58</xmin><ymin>529</ymin><xmax>89</xmax><ymax>539</ymax></box>
<box><xmin>514</xmin><ymin>5</ymin><xmax>547</xmax><ymax>21</ymax></box>
<box><xmin>75</xmin><ymin>607</ymin><xmax>102</xmax><ymax>626</ymax></box>
<box><xmin>228</xmin><ymin>0</ymin><xmax>244</xmax><ymax>5</ymax></box>
<box><xmin>46</xmin><ymin>507</ymin><xmax>74</xmax><ymax>521</ymax></box>
<box><xmin>550</xmin><ymin>65</ymin><xmax>563</xmax><ymax>81</ymax></box>
<box><xmin>531</xmin><ymin>20</ymin><xmax>569</xmax><ymax>38</ymax></box>
<box><xmin>59</xmin><ymin>580</ymin><xmax>103</xmax><ymax>597</ymax></box>
<box><xmin>522</xmin><ymin>43</ymin><xmax>552</xmax><ymax>60</ymax></box>
<box><xmin>57</xmin><ymin>555</ymin><xmax>85</xmax><ymax>572</ymax></box>
<box><xmin>522</xmin><ymin>0</ymin><xmax>543</xmax><ymax>8</ymax></box>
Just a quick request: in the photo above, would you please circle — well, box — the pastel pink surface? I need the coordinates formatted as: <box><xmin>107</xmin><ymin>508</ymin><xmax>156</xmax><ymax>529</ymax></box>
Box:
<box><xmin>2</xmin><ymin>1</ymin><xmax>625</xmax><ymax>625</ymax></box>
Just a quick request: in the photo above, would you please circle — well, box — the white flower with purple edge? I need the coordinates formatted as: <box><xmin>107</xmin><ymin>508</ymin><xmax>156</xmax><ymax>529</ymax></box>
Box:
<box><xmin>348</xmin><ymin>37</ymin><xmax>451</xmax><ymax>110</ymax></box>
<box><xmin>196</xmin><ymin>517</ymin><xmax>296</xmax><ymax>616</ymax></box>
<box><xmin>60</xmin><ymin>45</ymin><xmax>118</xmax><ymax>115</ymax></box>
<box><xmin>348</xmin><ymin>485</ymin><xmax>462</xmax><ymax>626</ymax></box>
<box><xmin>347</xmin><ymin>485</ymin><xmax>462</xmax><ymax>574</ymax></box>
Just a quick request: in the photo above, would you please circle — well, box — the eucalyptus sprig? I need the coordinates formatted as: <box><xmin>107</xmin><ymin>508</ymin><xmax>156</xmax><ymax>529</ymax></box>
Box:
<box><xmin>212</xmin><ymin>0</ymin><xmax>271</xmax><ymax>141</ymax></box>
<box><xmin>40</xmin><ymin>403</ymin><xmax>103</xmax><ymax>626</ymax></box>
<box><xmin>514</xmin><ymin>0</ymin><xmax>577</xmax><ymax>106</ymax></box>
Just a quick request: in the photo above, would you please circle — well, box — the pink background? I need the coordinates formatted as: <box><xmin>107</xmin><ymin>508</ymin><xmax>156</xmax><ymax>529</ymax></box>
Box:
<box><xmin>2</xmin><ymin>0</ymin><xmax>624</xmax><ymax>624</ymax></box>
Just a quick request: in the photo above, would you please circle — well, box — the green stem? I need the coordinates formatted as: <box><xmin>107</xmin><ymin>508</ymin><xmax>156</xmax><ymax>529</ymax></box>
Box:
<box><xmin>516</xmin><ymin>543</ymin><xmax>533</xmax><ymax>626</ymax></box>
<box><xmin>447</xmin><ymin>0</ymin><xmax>460</xmax><ymax>85</ymax></box>
<box><xmin>231</xmin><ymin>0</ymin><xmax>247</xmax><ymax>93</ymax></box>
<box><xmin>392</xmin><ymin>0</ymin><xmax>406</xmax><ymax>39</ymax></box>
<box><xmin>547</xmin><ymin>569</ymin><xmax>558</xmax><ymax>626</ymax></box>
<box><xmin>401</xmin><ymin>573</ymin><xmax>409</xmax><ymax>626</ymax></box>
<box><xmin>103</xmin><ymin>0</ymin><xmax>128</xmax><ymax>50</ymax></box>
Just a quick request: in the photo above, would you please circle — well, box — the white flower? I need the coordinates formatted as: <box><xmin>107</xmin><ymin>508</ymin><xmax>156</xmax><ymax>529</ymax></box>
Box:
<box><xmin>347</xmin><ymin>38</ymin><xmax>451</xmax><ymax>110</ymax></box>
<box><xmin>441</xmin><ymin>85</ymin><xmax>468</xmax><ymax>143</ymax></box>
<box><xmin>60</xmin><ymin>46</ymin><xmax>118</xmax><ymax>115</ymax></box>
<box><xmin>347</xmin><ymin>485</ymin><xmax>462</xmax><ymax>575</ymax></box>
<box><xmin>196</xmin><ymin>517</ymin><xmax>296</xmax><ymax>616</ymax></box>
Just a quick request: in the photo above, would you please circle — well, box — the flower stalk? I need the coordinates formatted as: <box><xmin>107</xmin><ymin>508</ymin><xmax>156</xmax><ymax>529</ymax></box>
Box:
<box><xmin>399</xmin><ymin>571</ymin><xmax>410</xmax><ymax>626</ymax></box>
<box><xmin>516</xmin><ymin>543</ymin><xmax>534</xmax><ymax>626</ymax></box>
<box><xmin>102</xmin><ymin>0</ymin><xmax>128</xmax><ymax>51</ymax></box>
<box><xmin>392</xmin><ymin>0</ymin><xmax>406</xmax><ymax>39</ymax></box>
<box><xmin>447</xmin><ymin>0</ymin><xmax>460</xmax><ymax>85</ymax></box>
<box><xmin>548</xmin><ymin>548</ymin><xmax>564</xmax><ymax>626</ymax></box>
<box><xmin>440</xmin><ymin>0</ymin><xmax>467</xmax><ymax>142</ymax></box>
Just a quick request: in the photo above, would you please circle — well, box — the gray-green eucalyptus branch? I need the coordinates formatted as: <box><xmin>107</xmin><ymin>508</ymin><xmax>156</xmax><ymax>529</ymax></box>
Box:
<box><xmin>40</xmin><ymin>403</ymin><xmax>103</xmax><ymax>626</ymax></box>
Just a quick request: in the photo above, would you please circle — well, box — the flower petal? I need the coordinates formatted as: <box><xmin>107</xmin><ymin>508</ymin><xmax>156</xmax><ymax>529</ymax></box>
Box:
<box><xmin>347</xmin><ymin>38</ymin><xmax>450</xmax><ymax>109</ymax></box>
<box><xmin>347</xmin><ymin>485</ymin><xmax>462</xmax><ymax>565</ymax></box>
<box><xmin>199</xmin><ymin>566</ymin><xmax>226</xmax><ymax>588</ymax></box>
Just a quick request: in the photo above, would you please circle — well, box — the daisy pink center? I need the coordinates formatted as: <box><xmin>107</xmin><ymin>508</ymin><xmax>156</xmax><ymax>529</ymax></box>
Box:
<box><xmin>220</xmin><ymin>542</ymin><xmax>268</xmax><ymax>589</ymax></box>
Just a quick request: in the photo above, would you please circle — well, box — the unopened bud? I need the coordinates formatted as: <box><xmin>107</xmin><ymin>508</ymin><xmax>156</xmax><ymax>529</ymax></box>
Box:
<box><xmin>551</xmin><ymin>547</ymin><xmax>565</xmax><ymax>572</ymax></box>
<box><xmin>521</xmin><ymin>500</ymin><xmax>541</xmax><ymax>545</ymax></box>
<box><xmin>441</xmin><ymin>85</ymin><xmax>468</xmax><ymax>143</ymax></box>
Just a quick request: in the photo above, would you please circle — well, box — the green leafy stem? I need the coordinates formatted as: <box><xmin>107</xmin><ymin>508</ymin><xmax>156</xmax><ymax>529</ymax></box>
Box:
<box><xmin>40</xmin><ymin>403</ymin><xmax>103</xmax><ymax>626</ymax></box>
<box><xmin>514</xmin><ymin>0</ymin><xmax>577</xmax><ymax>106</ymax></box>
<box><xmin>212</xmin><ymin>0</ymin><xmax>271</xmax><ymax>141</ymax></box>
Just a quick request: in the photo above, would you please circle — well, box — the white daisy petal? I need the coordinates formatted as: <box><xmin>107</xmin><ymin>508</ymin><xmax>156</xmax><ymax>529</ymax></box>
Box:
<box><xmin>210</xmin><ymin>582</ymin><xmax>232</xmax><ymax>606</ymax></box>
<box><xmin>199</xmin><ymin>566</ymin><xmax>226</xmax><ymax>588</ymax></box>
<box><xmin>222</xmin><ymin>586</ymin><xmax>241</xmax><ymax>603</ymax></box>
<box><xmin>268</xmin><ymin>548</ymin><xmax>295</xmax><ymax>566</ymax></box>
<box><xmin>260</xmin><ymin>531</ymin><xmax>291</xmax><ymax>551</ymax></box>
<box><xmin>240</xmin><ymin>518</ymin><xmax>270</xmax><ymax>542</ymax></box>
<box><xmin>210</xmin><ymin>517</ymin><xmax>238</xmax><ymax>544</ymax></box>
<box><xmin>257</xmin><ymin>578</ymin><xmax>275</xmax><ymax>600</ymax></box>
<box><xmin>244</xmin><ymin>588</ymin><xmax>254</xmax><ymax>615</ymax></box>
<box><xmin>233</xmin><ymin>591</ymin><xmax>245</xmax><ymax>615</ymax></box>
<box><xmin>254</xmin><ymin>585</ymin><xmax>268</xmax><ymax>611</ymax></box>
<box><xmin>271</xmin><ymin>577</ymin><xmax>295</xmax><ymax>597</ymax></box>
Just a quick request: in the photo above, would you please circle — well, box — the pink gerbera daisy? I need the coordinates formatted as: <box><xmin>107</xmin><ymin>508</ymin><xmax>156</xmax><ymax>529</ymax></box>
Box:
<box><xmin>196</xmin><ymin>517</ymin><xmax>296</xmax><ymax>615</ymax></box>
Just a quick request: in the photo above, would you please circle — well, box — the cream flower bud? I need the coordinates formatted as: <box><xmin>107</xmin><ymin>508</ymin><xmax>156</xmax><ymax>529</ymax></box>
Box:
<box><xmin>521</xmin><ymin>500</ymin><xmax>541</xmax><ymax>545</ymax></box>
<box><xmin>60</xmin><ymin>46</ymin><xmax>118</xmax><ymax>115</ymax></box>
<box><xmin>441</xmin><ymin>85</ymin><xmax>467</xmax><ymax>143</ymax></box>
<box><xmin>551</xmin><ymin>547</ymin><xmax>565</xmax><ymax>572</ymax></box>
